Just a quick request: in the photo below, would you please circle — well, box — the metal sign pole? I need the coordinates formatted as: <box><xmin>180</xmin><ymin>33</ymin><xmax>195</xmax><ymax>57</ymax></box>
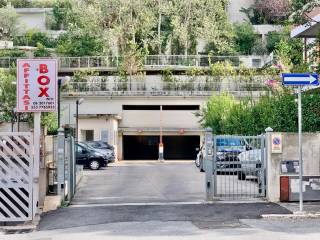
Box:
<box><xmin>297</xmin><ymin>86</ymin><xmax>303</xmax><ymax>212</ymax></box>
<box><xmin>33</xmin><ymin>112</ymin><xmax>41</xmax><ymax>217</ymax></box>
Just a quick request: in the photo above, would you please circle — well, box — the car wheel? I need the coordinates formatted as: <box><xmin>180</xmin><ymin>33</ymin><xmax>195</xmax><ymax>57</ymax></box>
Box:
<box><xmin>237</xmin><ymin>171</ymin><xmax>246</xmax><ymax>180</ymax></box>
<box><xmin>89</xmin><ymin>160</ymin><xmax>100</xmax><ymax>170</ymax></box>
<box><xmin>199</xmin><ymin>157</ymin><xmax>205</xmax><ymax>172</ymax></box>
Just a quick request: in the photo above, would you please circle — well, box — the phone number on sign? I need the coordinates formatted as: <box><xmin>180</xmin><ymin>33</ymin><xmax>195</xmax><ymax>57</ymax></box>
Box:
<box><xmin>31</xmin><ymin>105</ymin><xmax>55</xmax><ymax>110</ymax></box>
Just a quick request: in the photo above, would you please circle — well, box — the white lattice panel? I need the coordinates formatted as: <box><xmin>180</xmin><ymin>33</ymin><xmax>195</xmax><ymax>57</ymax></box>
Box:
<box><xmin>0</xmin><ymin>132</ymin><xmax>33</xmax><ymax>222</ymax></box>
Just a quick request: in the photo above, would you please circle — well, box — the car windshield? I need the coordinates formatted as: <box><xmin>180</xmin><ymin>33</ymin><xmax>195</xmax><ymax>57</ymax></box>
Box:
<box><xmin>86</xmin><ymin>142</ymin><xmax>100</xmax><ymax>148</ymax></box>
<box><xmin>217</xmin><ymin>138</ymin><xmax>242</xmax><ymax>147</ymax></box>
<box><xmin>79</xmin><ymin>142</ymin><xmax>95</xmax><ymax>151</ymax></box>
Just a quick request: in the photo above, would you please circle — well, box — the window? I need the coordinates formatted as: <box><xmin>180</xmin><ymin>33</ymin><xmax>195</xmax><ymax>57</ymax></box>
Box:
<box><xmin>123</xmin><ymin>105</ymin><xmax>160</xmax><ymax>110</ymax></box>
<box><xmin>122</xmin><ymin>105</ymin><xmax>200</xmax><ymax>110</ymax></box>
<box><xmin>101</xmin><ymin>130</ymin><xmax>108</xmax><ymax>142</ymax></box>
<box><xmin>162</xmin><ymin>105</ymin><xmax>200</xmax><ymax>110</ymax></box>
<box><xmin>81</xmin><ymin>130</ymin><xmax>94</xmax><ymax>141</ymax></box>
<box><xmin>76</xmin><ymin>145</ymin><xmax>84</xmax><ymax>153</ymax></box>
<box><xmin>252</xmin><ymin>59</ymin><xmax>261</xmax><ymax>68</ymax></box>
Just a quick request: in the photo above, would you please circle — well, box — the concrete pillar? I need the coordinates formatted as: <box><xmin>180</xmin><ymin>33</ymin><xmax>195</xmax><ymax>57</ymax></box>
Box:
<box><xmin>57</xmin><ymin>128</ymin><xmax>65</xmax><ymax>200</ymax></box>
<box><xmin>205</xmin><ymin>127</ymin><xmax>213</xmax><ymax>201</ymax></box>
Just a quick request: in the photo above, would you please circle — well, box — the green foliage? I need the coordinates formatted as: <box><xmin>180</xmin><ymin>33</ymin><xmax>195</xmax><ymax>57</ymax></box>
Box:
<box><xmin>198</xmin><ymin>93</ymin><xmax>236</xmax><ymax>134</ymax></box>
<box><xmin>289</xmin><ymin>0</ymin><xmax>320</xmax><ymax>24</ymax></box>
<box><xmin>41</xmin><ymin>112</ymin><xmax>58</xmax><ymax>135</ymax></box>
<box><xmin>271</xmin><ymin>28</ymin><xmax>304</xmax><ymax>69</ymax></box>
<box><xmin>233</xmin><ymin>22</ymin><xmax>258</xmax><ymax>55</ymax></box>
<box><xmin>266</xmin><ymin>31</ymin><xmax>282</xmax><ymax>53</ymax></box>
<box><xmin>119</xmin><ymin>41</ymin><xmax>147</xmax><ymax>75</ymax></box>
<box><xmin>13</xmin><ymin>30</ymin><xmax>56</xmax><ymax>48</ymax></box>
<box><xmin>2</xmin><ymin>0</ymin><xmax>55</xmax><ymax>8</ymax></box>
<box><xmin>0</xmin><ymin>69</ymin><xmax>16</xmax><ymax>122</ymax></box>
<box><xmin>161</xmin><ymin>67</ymin><xmax>174</xmax><ymax>82</ymax></box>
<box><xmin>200</xmin><ymin>91</ymin><xmax>320</xmax><ymax>135</ymax></box>
<box><xmin>50</xmin><ymin>0</ymin><xmax>72</xmax><ymax>30</ymax></box>
<box><xmin>240</xmin><ymin>6</ymin><xmax>265</xmax><ymax>25</ymax></box>
<box><xmin>0</xmin><ymin>48</ymin><xmax>26</xmax><ymax>57</ymax></box>
<box><xmin>56</xmin><ymin>31</ymin><xmax>104</xmax><ymax>56</ymax></box>
<box><xmin>209</xmin><ymin>61</ymin><xmax>236</xmax><ymax>77</ymax></box>
<box><xmin>34</xmin><ymin>43</ymin><xmax>51</xmax><ymax>57</ymax></box>
<box><xmin>252</xmin><ymin>38</ymin><xmax>268</xmax><ymax>55</ymax></box>
<box><xmin>0</xmin><ymin>5</ymin><xmax>18</xmax><ymax>40</ymax></box>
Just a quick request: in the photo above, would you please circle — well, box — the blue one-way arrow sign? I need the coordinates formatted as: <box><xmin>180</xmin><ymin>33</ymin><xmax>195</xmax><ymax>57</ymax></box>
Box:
<box><xmin>282</xmin><ymin>73</ymin><xmax>319</xmax><ymax>86</ymax></box>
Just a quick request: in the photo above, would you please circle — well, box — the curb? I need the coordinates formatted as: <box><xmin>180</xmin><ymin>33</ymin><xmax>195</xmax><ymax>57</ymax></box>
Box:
<box><xmin>0</xmin><ymin>214</ymin><xmax>40</xmax><ymax>234</ymax></box>
<box><xmin>262</xmin><ymin>212</ymin><xmax>320</xmax><ymax>219</ymax></box>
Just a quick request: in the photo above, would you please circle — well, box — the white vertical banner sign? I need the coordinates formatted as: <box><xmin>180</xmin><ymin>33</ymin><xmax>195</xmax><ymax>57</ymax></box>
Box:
<box><xmin>16</xmin><ymin>59</ymin><xmax>58</xmax><ymax>218</ymax></box>
<box><xmin>16</xmin><ymin>59</ymin><xmax>58</xmax><ymax>112</ymax></box>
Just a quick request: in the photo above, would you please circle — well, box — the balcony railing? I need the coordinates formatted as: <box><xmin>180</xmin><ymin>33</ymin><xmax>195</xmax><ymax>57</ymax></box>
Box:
<box><xmin>62</xmin><ymin>81</ymin><xmax>268</xmax><ymax>97</ymax></box>
<box><xmin>0</xmin><ymin>55</ymin><xmax>270</xmax><ymax>71</ymax></box>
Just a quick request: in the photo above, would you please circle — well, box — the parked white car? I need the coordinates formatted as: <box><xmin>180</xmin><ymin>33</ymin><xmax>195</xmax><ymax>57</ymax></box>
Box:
<box><xmin>237</xmin><ymin>148</ymin><xmax>265</xmax><ymax>180</ymax></box>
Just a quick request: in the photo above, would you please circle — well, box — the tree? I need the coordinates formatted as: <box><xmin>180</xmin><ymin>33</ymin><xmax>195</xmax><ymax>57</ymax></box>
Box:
<box><xmin>0</xmin><ymin>69</ymin><xmax>16</xmax><ymax>122</ymax></box>
<box><xmin>0</xmin><ymin>5</ymin><xmax>18</xmax><ymax>40</ymax></box>
<box><xmin>255</xmin><ymin>0</ymin><xmax>290</xmax><ymax>22</ymax></box>
<box><xmin>290</xmin><ymin>0</ymin><xmax>320</xmax><ymax>24</ymax></box>
<box><xmin>233</xmin><ymin>22</ymin><xmax>258</xmax><ymax>55</ymax></box>
<box><xmin>56</xmin><ymin>31</ymin><xmax>104</xmax><ymax>56</ymax></box>
<box><xmin>197</xmin><ymin>93</ymin><xmax>236</xmax><ymax>134</ymax></box>
<box><xmin>170</xmin><ymin>0</ymin><xmax>233</xmax><ymax>55</ymax></box>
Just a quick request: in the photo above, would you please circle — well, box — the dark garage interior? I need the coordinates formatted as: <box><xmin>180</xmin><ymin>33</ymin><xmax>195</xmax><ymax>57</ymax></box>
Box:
<box><xmin>123</xmin><ymin>135</ymin><xmax>200</xmax><ymax>160</ymax></box>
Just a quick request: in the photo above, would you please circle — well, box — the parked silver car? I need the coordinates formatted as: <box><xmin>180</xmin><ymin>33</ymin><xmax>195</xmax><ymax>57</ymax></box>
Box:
<box><xmin>237</xmin><ymin>148</ymin><xmax>265</xmax><ymax>180</ymax></box>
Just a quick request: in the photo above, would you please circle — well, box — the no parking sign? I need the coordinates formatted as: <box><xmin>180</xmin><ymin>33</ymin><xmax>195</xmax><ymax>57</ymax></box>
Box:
<box><xmin>271</xmin><ymin>133</ymin><xmax>282</xmax><ymax>153</ymax></box>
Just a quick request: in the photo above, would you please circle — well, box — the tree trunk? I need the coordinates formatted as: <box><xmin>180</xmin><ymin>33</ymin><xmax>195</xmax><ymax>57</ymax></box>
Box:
<box><xmin>158</xmin><ymin>0</ymin><xmax>162</xmax><ymax>55</ymax></box>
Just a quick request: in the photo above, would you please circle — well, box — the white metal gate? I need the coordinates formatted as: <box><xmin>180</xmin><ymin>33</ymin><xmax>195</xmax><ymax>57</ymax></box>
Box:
<box><xmin>0</xmin><ymin>132</ymin><xmax>34</xmax><ymax>222</ymax></box>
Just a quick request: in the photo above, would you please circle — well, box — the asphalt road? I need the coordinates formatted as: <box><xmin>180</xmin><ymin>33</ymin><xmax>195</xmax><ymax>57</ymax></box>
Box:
<box><xmin>71</xmin><ymin>161</ymin><xmax>206</xmax><ymax>205</ymax></box>
<box><xmin>7</xmin><ymin>161</ymin><xmax>320</xmax><ymax>240</ymax></box>
<box><xmin>39</xmin><ymin>202</ymin><xmax>291</xmax><ymax>230</ymax></box>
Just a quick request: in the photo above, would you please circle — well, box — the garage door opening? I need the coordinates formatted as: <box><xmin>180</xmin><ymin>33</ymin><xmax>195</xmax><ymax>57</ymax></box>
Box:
<box><xmin>123</xmin><ymin>135</ymin><xmax>200</xmax><ymax>160</ymax></box>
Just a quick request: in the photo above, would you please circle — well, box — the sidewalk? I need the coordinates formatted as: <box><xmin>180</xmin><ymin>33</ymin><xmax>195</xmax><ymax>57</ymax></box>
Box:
<box><xmin>261</xmin><ymin>202</ymin><xmax>320</xmax><ymax>219</ymax></box>
<box><xmin>280</xmin><ymin>202</ymin><xmax>320</xmax><ymax>214</ymax></box>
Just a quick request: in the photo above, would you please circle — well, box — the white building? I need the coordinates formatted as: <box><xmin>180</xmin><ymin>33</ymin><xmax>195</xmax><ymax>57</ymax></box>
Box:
<box><xmin>61</xmin><ymin>93</ymin><xmax>204</xmax><ymax>161</ymax></box>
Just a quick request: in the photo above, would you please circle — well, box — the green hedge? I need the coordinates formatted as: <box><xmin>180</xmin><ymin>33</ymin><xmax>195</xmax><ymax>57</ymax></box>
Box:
<box><xmin>200</xmin><ymin>91</ymin><xmax>320</xmax><ymax>135</ymax></box>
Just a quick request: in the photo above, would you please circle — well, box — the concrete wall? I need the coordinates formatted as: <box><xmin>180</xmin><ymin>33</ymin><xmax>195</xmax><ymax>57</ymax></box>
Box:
<box><xmin>61</xmin><ymin>96</ymin><xmax>206</xmax><ymax>127</ymax></box>
<box><xmin>16</xmin><ymin>9</ymin><xmax>49</xmax><ymax>33</ymax></box>
<box><xmin>0</xmin><ymin>122</ymin><xmax>31</xmax><ymax>132</ymax></box>
<box><xmin>267</xmin><ymin>132</ymin><xmax>320</xmax><ymax>202</ymax></box>
<box><xmin>121</xmin><ymin>110</ymin><xmax>199</xmax><ymax>129</ymax></box>
<box><xmin>228</xmin><ymin>0</ymin><xmax>255</xmax><ymax>23</ymax></box>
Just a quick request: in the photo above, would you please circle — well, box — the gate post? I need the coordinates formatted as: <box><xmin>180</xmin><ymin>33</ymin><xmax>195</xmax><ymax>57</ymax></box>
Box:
<box><xmin>57</xmin><ymin>128</ymin><xmax>65</xmax><ymax>201</ymax></box>
<box><xmin>265</xmin><ymin>127</ymin><xmax>273</xmax><ymax>200</ymax></box>
<box><xmin>68</xmin><ymin>136</ymin><xmax>76</xmax><ymax>202</ymax></box>
<box><xmin>205</xmin><ymin>127</ymin><xmax>214</xmax><ymax>201</ymax></box>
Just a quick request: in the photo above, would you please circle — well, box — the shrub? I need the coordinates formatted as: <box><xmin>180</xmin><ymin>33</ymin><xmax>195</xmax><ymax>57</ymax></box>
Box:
<box><xmin>234</xmin><ymin>22</ymin><xmax>259</xmax><ymax>55</ymax></box>
<box><xmin>34</xmin><ymin>43</ymin><xmax>51</xmax><ymax>57</ymax></box>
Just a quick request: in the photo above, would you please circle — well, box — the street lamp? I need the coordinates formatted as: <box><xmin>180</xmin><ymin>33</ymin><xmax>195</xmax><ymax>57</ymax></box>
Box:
<box><xmin>58</xmin><ymin>76</ymin><xmax>71</xmax><ymax>128</ymax></box>
<box><xmin>75</xmin><ymin>98</ymin><xmax>84</xmax><ymax>142</ymax></box>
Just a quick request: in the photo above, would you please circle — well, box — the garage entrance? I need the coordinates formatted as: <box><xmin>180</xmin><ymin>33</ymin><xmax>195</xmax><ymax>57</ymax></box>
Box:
<box><xmin>123</xmin><ymin>135</ymin><xmax>200</xmax><ymax>160</ymax></box>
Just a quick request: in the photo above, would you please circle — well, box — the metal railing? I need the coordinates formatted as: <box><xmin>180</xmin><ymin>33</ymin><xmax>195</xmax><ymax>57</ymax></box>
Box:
<box><xmin>0</xmin><ymin>55</ymin><xmax>269</xmax><ymax>70</ymax></box>
<box><xmin>62</xmin><ymin>81</ymin><xmax>268</xmax><ymax>97</ymax></box>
